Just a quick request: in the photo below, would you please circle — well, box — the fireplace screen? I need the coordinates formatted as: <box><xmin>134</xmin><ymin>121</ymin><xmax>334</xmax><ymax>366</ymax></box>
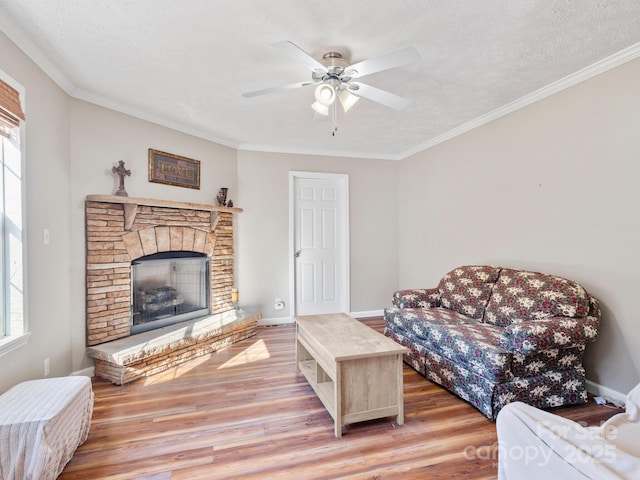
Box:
<box><xmin>131</xmin><ymin>252</ymin><xmax>209</xmax><ymax>334</ymax></box>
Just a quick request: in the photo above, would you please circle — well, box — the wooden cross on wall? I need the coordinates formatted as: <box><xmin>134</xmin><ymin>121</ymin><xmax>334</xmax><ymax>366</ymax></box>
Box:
<box><xmin>112</xmin><ymin>160</ymin><xmax>131</xmax><ymax>197</ymax></box>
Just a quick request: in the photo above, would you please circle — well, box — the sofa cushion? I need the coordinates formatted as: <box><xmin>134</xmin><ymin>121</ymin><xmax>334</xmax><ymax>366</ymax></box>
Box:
<box><xmin>423</xmin><ymin>350</ymin><xmax>497</xmax><ymax>419</ymax></box>
<box><xmin>384</xmin><ymin>326</ymin><xmax>431</xmax><ymax>376</ymax></box>
<box><xmin>500</xmin><ymin>316</ymin><xmax>599</xmax><ymax>354</ymax></box>
<box><xmin>384</xmin><ymin>307</ymin><xmax>475</xmax><ymax>340</ymax></box>
<box><xmin>438</xmin><ymin>265</ymin><xmax>501</xmax><ymax>320</ymax></box>
<box><xmin>484</xmin><ymin>269</ymin><xmax>590</xmax><ymax>327</ymax></box>
<box><xmin>425</xmin><ymin>322</ymin><xmax>513</xmax><ymax>382</ymax></box>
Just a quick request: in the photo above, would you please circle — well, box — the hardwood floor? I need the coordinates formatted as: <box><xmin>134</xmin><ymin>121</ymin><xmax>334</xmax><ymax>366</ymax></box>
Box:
<box><xmin>60</xmin><ymin>317</ymin><xmax>621</xmax><ymax>480</ymax></box>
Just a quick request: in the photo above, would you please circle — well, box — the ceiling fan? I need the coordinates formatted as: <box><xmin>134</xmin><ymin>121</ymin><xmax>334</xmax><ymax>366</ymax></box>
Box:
<box><xmin>242</xmin><ymin>41</ymin><xmax>421</xmax><ymax>134</ymax></box>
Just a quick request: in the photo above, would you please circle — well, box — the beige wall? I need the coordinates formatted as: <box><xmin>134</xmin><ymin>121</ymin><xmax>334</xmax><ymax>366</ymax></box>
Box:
<box><xmin>398</xmin><ymin>57</ymin><xmax>640</xmax><ymax>395</ymax></box>
<box><xmin>0</xmin><ymin>31</ymin><xmax>73</xmax><ymax>392</ymax></box>
<box><xmin>237</xmin><ymin>151</ymin><xmax>398</xmax><ymax>319</ymax></box>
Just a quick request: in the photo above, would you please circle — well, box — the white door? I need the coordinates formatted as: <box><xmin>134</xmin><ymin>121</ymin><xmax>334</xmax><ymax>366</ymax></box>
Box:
<box><xmin>291</xmin><ymin>172</ymin><xmax>349</xmax><ymax>317</ymax></box>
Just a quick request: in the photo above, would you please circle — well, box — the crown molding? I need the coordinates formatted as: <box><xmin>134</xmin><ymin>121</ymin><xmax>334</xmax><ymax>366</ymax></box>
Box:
<box><xmin>72</xmin><ymin>88</ymin><xmax>239</xmax><ymax>149</ymax></box>
<box><xmin>0</xmin><ymin>7</ymin><xmax>76</xmax><ymax>94</ymax></box>
<box><xmin>237</xmin><ymin>142</ymin><xmax>401</xmax><ymax>161</ymax></box>
<box><xmin>399</xmin><ymin>41</ymin><xmax>640</xmax><ymax>160</ymax></box>
<box><xmin>0</xmin><ymin>14</ymin><xmax>238</xmax><ymax>149</ymax></box>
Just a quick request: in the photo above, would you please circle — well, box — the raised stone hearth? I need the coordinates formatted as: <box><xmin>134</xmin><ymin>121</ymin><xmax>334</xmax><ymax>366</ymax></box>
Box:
<box><xmin>85</xmin><ymin>194</ymin><xmax>258</xmax><ymax>384</ymax></box>
<box><xmin>87</xmin><ymin>309</ymin><xmax>259</xmax><ymax>385</ymax></box>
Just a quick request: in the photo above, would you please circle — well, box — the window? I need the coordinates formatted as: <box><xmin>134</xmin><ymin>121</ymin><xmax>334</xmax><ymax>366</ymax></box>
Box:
<box><xmin>0</xmin><ymin>72</ymin><xmax>28</xmax><ymax>356</ymax></box>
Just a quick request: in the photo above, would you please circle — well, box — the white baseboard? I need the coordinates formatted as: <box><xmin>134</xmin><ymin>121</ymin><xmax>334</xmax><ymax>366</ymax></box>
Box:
<box><xmin>350</xmin><ymin>310</ymin><xmax>384</xmax><ymax>318</ymax></box>
<box><xmin>258</xmin><ymin>316</ymin><xmax>293</xmax><ymax>326</ymax></box>
<box><xmin>586</xmin><ymin>380</ymin><xmax>626</xmax><ymax>403</ymax></box>
<box><xmin>257</xmin><ymin>310</ymin><xmax>384</xmax><ymax>326</ymax></box>
<box><xmin>71</xmin><ymin>366</ymin><xmax>95</xmax><ymax>377</ymax></box>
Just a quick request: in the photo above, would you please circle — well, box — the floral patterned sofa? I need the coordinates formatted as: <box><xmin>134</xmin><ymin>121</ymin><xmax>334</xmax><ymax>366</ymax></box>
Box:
<box><xmin>384</xmin><ymin>265</ymin><xmax>600</xmax><ymax>420</ymax></box>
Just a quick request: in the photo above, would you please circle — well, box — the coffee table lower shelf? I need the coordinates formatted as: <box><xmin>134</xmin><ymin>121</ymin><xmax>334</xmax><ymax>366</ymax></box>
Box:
<box><xmin>298</xmin><ymin>359</ymin><xmax>336</xmax><ymax>413</ymax></box>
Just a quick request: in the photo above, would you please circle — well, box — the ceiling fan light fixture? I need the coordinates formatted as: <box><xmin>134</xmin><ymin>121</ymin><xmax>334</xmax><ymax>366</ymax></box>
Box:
<box><xmin>311</xmin><ymin>101</ymin><xmax>329</xmax><ymax>116</ymax></box>
<box><xmin>314</xmin><ymin>84</ymin><xmax>336</xmax><ymax>106</ymax></box>
<box><xmin>243</xmin><ymin>41</ymin><xmax>420</xmax><ymax>136</ymax></box>
<box><xmin>338</xmin><ymin>89</ymin><xmax>359</xmax><ymax>113</ymax></box>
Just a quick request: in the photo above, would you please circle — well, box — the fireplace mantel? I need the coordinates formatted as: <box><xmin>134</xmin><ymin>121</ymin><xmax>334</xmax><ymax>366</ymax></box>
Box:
<box><xmin>86</xmin><ymin>194</ymin><xmax>242</xmax><ymax>231</ymax></box>
<box><xmin>86</xmin><ymin>194</ymin><xmax>243</xmax><ymax>213</ymax></box>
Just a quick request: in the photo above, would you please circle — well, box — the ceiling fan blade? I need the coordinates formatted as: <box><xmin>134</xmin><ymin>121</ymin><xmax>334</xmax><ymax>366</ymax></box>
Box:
<box><xmin>349</xmin><ymin>82</ymin><xmax>411</xmax><ymax>110</ymax></box>
<box><xmin>271</xmin><ymin>40</ymin><xmax>327</xmax><ymax>72</ymax></box>
<box><xmin>242</xmin><ymin>80</ymin><xmax>315</xmax><ymax>98</ymax></box>
<box><xmin>313</xmin><ymin>112</ymin><xmax>328</xmax><ymax>122</ymax></box>
<box><xmin>347</xmin><ymin>46</ymin><xmax>420</xmax><ymax>78</ymax></box>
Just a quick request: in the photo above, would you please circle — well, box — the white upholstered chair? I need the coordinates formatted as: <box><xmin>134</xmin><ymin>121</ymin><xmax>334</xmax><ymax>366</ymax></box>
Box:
<box><xmin>497</xmin><ymin>383</ymin><xmax>640</xmax><ymax>480</ymax></box>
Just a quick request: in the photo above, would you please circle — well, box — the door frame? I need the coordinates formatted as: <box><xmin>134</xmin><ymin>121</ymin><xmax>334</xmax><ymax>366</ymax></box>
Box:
<box><xmin>289</xmin><ymin>171</ymin><xmax>350</xmax><ymax>319</ymax></box>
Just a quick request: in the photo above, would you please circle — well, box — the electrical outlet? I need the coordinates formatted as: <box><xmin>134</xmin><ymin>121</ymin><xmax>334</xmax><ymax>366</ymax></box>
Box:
<box><xmin>44</xmin><ymin>358</ymin><xmax>50</xmax><ymax>377</ymax></box>
<box><xmin>274</xmin><ymin>298</ymin><xmax>285</xmax><ymax>310</ymax></box>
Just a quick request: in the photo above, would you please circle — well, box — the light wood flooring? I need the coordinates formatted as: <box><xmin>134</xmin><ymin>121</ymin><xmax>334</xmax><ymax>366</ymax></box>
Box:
<box><xmin>60</xmin><ymin>317</ymin><xmax>622</xmax><ymax>480</ymax></box>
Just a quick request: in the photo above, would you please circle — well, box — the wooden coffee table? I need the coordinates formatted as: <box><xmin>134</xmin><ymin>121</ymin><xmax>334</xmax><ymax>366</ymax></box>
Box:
<box><xmin>295</xmin><ymin>313</ymin><xmax>408</xmax><ymax>437</ymax></box>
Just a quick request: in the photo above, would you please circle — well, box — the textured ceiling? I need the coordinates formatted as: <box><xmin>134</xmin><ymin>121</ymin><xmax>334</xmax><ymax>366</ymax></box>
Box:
<box><xmin>1</xmin><ymin>1</ymin><xmax>640</xmax><ymax>159</ymax></box>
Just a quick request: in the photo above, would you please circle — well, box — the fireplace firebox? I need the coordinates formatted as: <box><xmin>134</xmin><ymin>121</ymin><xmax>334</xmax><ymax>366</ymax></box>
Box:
<box><xmin>131</xmin><ymin>251</ymin><xmax>209</xmax><ymax>334</ymax></box>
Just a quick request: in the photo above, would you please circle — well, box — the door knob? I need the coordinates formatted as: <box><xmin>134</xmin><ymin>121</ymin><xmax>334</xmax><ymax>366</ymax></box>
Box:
<box><xmin>295</xmin><ymin>249</ymin><xmax>301</xmax><ymax>258</ymax></box>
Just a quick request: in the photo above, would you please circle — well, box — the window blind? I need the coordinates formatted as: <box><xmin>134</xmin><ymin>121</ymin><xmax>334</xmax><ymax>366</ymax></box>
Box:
<box><xmin>0</xmin><ymin>79</ymin><xmax>25</xmax><ymax>131</ymax></box>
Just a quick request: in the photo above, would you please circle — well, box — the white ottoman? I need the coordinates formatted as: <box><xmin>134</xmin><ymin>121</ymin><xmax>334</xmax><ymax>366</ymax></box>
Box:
<box><xmin>0</xmin><ymin>376</ymin><xmax>94</xmax><ymax>480</ymax></box>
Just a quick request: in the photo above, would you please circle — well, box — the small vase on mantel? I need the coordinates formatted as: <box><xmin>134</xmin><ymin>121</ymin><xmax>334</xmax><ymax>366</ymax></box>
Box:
<box><xmin>216</xmin><ymin>188</ymin><xmax>228</xmax><ymax>206</ymax></box>
<box><xmin>231</xmin><ymin>288</ymin><xmax>239</xmax><ymax>313</ymax></box>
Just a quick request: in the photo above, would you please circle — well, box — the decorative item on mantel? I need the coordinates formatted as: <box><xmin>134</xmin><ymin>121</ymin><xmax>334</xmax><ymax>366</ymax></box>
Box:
<box><xmin>216</xmin><ymin>187</ymin><xmax>231</xmax><ymax>207</ymax></box>
<box><xmin>231</xmin><ymin>288</ymin><xmax>239</xmax><ymax>312</ymax></box>
<box><xmin>112</xmin><ymin>160</ymin><xmax>131</xmax><ymax>197</ymax></box>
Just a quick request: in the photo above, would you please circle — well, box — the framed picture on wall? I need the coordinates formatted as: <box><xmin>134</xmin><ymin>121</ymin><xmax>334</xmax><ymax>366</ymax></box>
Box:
<box><xmin>148</xmin><ymin>149</ymin><xmax>200</xmax><ymax>189</ymax></box>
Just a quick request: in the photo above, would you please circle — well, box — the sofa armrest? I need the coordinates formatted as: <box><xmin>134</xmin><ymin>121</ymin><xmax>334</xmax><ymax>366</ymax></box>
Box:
<box><xmin>392</xmin><ymin>288</ymin><xmax>441</xmax><ymax>308</ymax></box>
<box><xmin>500</xmin><ymin>315</ymin><xmax>600</xmax><ymax>355</ymax></box>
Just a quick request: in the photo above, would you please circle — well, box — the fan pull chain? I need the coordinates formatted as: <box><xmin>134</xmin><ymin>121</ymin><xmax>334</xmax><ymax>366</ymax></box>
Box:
<box><xmin>331</xmin><ymin>102</ymin><xmax>338</xmax><ymax>136</ymax></box>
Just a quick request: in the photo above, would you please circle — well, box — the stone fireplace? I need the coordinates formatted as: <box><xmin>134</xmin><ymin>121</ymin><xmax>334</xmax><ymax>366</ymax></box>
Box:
<box><xmin>84</xmin><ymin>194</ymin><xmax>259</xmax><ymax>384</ymax></box>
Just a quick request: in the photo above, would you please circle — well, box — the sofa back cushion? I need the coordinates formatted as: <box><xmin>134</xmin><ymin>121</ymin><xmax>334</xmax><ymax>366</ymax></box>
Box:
<box><xmin>438</xmin><ymin>266</ymin><xmax>501</xmax><ymax>320</ymax></box>
<box><xmin>484</xmin><ymin>268</ymin><xmax>590</xmax><ymax>327</ymax></box>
